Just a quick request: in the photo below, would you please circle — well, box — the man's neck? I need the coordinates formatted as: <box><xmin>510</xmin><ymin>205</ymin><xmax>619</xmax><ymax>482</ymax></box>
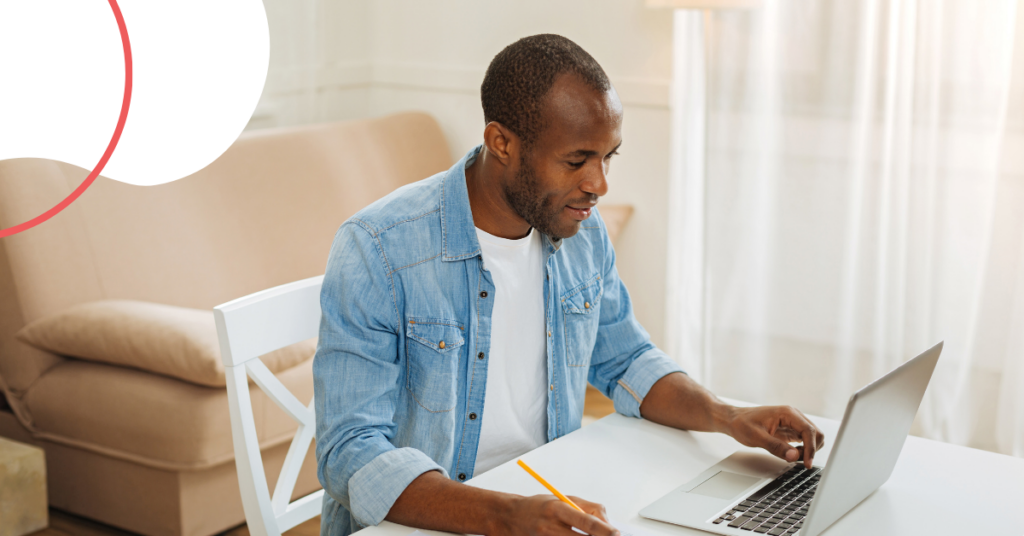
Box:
<box><xmin>465</xmin><ymin>148</ymin><xmax>532</xmax><ymax>240</ymax></box>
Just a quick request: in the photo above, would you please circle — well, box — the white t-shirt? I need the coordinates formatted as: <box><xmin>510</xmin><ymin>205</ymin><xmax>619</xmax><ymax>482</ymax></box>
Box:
<box><xmin>473</xmin><ymin>227</ymin><xmax>549</xmax><ymax>475</ymax></box>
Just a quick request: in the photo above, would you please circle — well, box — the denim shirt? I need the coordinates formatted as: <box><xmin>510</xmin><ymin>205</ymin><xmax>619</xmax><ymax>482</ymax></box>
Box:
<box><xmin>313</xmin><ymin>145</ymin><xmax>684</xmax><ymax>535</ymax></box>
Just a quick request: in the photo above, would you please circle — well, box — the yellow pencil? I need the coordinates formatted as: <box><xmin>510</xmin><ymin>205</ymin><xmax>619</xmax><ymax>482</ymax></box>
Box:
<box><xmin>517</xmin><ymin>459</ymin><xmax>585</xmax><ymax>513</ymax></box>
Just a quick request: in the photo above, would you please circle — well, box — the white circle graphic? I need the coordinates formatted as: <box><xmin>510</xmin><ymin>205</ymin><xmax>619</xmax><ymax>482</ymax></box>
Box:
<box><xmin>0</xmin><ymin>0</ymin><xmax>269</xmax><ymax>186</ymax></box>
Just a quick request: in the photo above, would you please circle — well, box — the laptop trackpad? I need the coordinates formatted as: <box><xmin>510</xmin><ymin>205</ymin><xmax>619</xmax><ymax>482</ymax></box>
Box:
<box><xmin>690</xmin><ymin>471</ymin><xmax>761</xmax><ymax>500</ymax></box>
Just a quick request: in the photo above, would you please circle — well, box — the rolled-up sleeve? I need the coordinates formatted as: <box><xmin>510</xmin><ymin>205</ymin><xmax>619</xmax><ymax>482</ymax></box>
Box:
<box><xmin>586</xmin><ymin>211</ymin><xmax>685</xmax><ymax>419</ymax></box>
<box><xmin>313</xmin><ymin>221</ymin><xmax>445</xmax><ymax>527</ymax></box>
<box><xmin>347</xmin><ymin>447</ymin><xmax>448</xmax><ymax>524</ymax></box>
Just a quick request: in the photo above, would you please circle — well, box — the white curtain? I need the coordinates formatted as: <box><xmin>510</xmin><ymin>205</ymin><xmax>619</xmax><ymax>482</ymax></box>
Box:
<box><xmin>668</xmin><ymin>0</ymin><xmax>1024</xmax><ymax>457</ymax></box>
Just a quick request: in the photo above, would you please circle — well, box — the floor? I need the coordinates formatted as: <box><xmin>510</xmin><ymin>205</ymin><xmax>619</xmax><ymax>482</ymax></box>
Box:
<box><xmin>31</xmin><ymin>387</ymin><xmax>616</xmax><ymax>536</ymax></box>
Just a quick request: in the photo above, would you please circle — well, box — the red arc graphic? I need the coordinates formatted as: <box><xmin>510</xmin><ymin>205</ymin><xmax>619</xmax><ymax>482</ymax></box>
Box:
<box><xmin>0</xmin><ymin>0</ymin><xmax>132</xmax><ymax>239</ymax></box>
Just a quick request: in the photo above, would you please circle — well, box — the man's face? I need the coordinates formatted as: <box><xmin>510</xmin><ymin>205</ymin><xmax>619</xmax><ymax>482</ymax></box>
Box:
<box><xmin>503</xmin><ymin>73</ymin><xmax>624</xmax><ymax>240</ymax></box>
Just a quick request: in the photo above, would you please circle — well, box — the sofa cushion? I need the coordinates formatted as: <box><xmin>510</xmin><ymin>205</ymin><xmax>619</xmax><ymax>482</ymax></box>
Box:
<box><xmin>15</xmin><ymin>300</ymin><xmax>314</xmax><ymax>388</ymax></box>
<box><xmin>23</xmin><ymin>357</ymin><xmax>313</xmax><ymax>469</ymax></box>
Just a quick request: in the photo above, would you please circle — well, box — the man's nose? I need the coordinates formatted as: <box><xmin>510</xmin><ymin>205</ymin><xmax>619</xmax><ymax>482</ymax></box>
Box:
<box><xmin>582</xmin><ymin>162</ymin><xmax>609</xmax><ymax>197</ymax></box>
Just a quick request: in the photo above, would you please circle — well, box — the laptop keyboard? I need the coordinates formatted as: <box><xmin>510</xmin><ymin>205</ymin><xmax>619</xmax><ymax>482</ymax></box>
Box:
<box><xmin>711</xmin><ymin>465</ymin><xmax>821</xmax><ymax>535</ymax></box>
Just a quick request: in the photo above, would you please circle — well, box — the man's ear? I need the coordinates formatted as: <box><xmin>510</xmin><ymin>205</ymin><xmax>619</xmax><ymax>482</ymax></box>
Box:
<box><xmin>483</xmin><ymin>121</ymin><xmax>520</xmax><ymax>168</ymax></box>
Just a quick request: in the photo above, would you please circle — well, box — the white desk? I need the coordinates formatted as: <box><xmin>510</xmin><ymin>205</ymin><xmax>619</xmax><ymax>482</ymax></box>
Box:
<box><xmin>354</xmin><ymin>411</ymin><xmax>1024</xmax><ymax>536</ymax></box>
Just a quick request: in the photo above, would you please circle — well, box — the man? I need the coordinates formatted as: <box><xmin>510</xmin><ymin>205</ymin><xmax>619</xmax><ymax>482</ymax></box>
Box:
<box><xmin>313</xmin><ymin>34</ymin><xmax>824</xmax><ymax>536</ymax></box>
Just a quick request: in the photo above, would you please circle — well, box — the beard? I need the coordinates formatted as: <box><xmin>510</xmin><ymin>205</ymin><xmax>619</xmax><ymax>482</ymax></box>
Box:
<box><xmin>503</xmin><ymin>154</ymin><xmax>594</xmax><ymax>240</ymax></box>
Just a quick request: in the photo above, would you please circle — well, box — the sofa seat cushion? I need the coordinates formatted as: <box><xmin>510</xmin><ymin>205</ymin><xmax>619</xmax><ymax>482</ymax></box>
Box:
<box><xmin>23</xmin><ymin>357</ymin><xmax>313</xmax><ymax>470</ymax></box>
<box><xmin>15</xmin><ymin>300</ymin><xmax>314</xmax><ymax>388</ymax></box>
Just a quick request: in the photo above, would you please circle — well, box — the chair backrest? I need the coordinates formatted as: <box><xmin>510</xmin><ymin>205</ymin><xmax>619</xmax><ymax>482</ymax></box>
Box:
<box><xmin>214</xmin><ymin>275</ymin><xmax>325</xmax><ymax>536</ymax></box>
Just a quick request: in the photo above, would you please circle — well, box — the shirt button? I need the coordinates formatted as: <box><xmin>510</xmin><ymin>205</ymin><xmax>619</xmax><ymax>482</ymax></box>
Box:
<box><xmin>438</xmin><ymin>340</ymin><xmax>446</xmax><ymax>349</ymax></box>
<box><xmin>550</xmin><ymin>384</ymin><xmax>554</xmax><ymax>391</ymax></box>
<box><xmin>584</xmin><ymin>302</ymin><xmax>590</xmax><ymax>309</ymax></box>
<box><xmin>458</xmin><ymin>473</ymin><xmax>467</xmax><ymax>481</ymax></box>
<box><xmin>469</xmin><ymin>412</ymin><xmax>477</xmax><ymax>420</ymax></box>
<box><xmin>547</xmin><ymin>331</ymin><xmax>552</xmax><ymax>337</ymax></box>
<box><xmin>477</xmin><ymin>352</ymin><xmax>485</xmax><ymax>360</ymax></box>
<box><xmin>480</xmin><ymin>291</ymin><xmax>488</xmax><ymax>298</ymax></box>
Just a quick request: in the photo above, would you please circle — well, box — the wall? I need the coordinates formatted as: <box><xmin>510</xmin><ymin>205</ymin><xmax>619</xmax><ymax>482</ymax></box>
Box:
<box><xmin>251</xmin><ymin>0</ymin><xmax>677</xmax><ymax>349</ymax></box>
<box><xmin>251</xmin><ymin>0</ymin><xmax>372</xmax><ymax>130</ymax></box>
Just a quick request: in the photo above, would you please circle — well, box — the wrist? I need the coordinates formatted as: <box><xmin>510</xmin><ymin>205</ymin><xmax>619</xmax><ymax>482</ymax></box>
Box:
<box><xmin>484</xmin><ymin>492</ymin><xmax>520</xmax><ymax>535</ymax></box>
<box><xmin>710</xmin><ymin>400</ymin><xmax>739</xmax><ymax>436</ymax></box>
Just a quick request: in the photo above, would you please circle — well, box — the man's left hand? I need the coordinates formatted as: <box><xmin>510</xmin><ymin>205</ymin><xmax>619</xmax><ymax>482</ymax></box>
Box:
<box><xmin>722</xmin><ymin>405</ymin><xmax>826</xmax><ymax>469</ymax></box>
<box><xmin>639</xmin><ymin>373</ymin><xmax>827</xmax><ymax>468</ymax></box>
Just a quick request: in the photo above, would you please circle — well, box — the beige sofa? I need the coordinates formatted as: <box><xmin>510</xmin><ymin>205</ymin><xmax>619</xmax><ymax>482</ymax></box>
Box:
<box><xmin>0</xmin><ymin>113</ymin><xmax>453</xmax><ymax>536</ymax></box>
<box><xmin>0</xmin><ymin>111</ymin><xmax>633</xmax><ymax>536</ymax></box>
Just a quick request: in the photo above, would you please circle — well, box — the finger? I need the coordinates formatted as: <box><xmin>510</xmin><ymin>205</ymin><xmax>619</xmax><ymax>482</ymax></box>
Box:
<box><xmin>817</xmin><ymin>429</ymin><xmax>826</xmax><ymax>450</ymax></box>
<box><xmin>780</xmin><ymin>408</ymin><xmax>818</xmax><ymax>468</ymax></box>
<box><xmin>568</xmin><ymin>496</ymin><xmax>611</xmax><ymax>523</ymax></box>
<box><xmin>778</xmin><ymin>406</ymin><xmax>814</xmax><ymax>432</ymax></box>
<box><xmin>801</xmin><ymin>425</ymin><xmax>816</xmax><ymax>468</ymax></box>
<box><xmin>758</xmin><ymin>431</ymin><xmax>799</xmax><ymax>462</ymax></box>
<box><xmin>790</xmin><ymin>419</ymin><xmax>817</xmax><ymax>468</ymax></box>
<box><xmin>772</xmin><ymin>426</ymin><xmax>803</xmax><ymax>443</ymax></box>
<box><xmin>555</xmin><ymin>502</ymin><xmax>619</xmax><ymax>536</ymax></box>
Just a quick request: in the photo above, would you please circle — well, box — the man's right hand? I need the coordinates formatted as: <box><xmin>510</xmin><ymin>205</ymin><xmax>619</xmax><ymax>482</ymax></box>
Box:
<box><xmin>386</xmin><ymin>471</ymin><xmax>618</xmax><ymax>536</ymax></box>
<box><xmin>495</xmin><ymin>494</ymin><xmax>619</xmax><ymax>536</ymax></box>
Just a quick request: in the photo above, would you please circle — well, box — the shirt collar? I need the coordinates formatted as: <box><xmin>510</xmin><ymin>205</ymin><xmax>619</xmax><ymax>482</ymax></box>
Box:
<box><xmin>441</xmin><ymin>145</ymin><xmax>564</xmax><ymax>261</ymax></box>
<box><xmin>441</xmin><ymin>146</ymin><xmax>484</xmax><ymax>261</ymax></box>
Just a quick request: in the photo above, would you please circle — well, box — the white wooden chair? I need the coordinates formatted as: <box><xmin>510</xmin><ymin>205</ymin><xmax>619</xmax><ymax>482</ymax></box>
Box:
<box><xmin>214</xmin><ymin>275</ymin><xmax>326</xmax><ymax>536</ymax></box>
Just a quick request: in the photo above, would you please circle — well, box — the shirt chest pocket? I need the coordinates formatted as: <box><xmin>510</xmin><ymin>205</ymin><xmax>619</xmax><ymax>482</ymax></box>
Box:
<box><xmin>560</xmin><ymin>274</ymin><xmax>602</xmax><ymax>366</ymax></box>
<box><xmin>405</xmin><ymin>318</ymin><xmax>465</xmax><ymax>413</ymax></box>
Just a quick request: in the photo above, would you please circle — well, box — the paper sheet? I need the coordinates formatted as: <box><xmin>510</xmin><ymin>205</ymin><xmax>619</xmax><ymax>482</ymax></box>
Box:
<box><xmin>406</xmin><ymin>519</ymin><xmax>659</xmax><ymax>536</ymax></box>
<box><xmin>612</xmin><ymin>520</ymin><xmax>662</xmax><ymax>536</ymax></box>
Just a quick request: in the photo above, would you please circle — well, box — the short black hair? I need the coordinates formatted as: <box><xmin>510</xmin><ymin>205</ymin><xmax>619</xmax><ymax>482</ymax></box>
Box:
<box><xmin>481</xmin><ymin>34</ymin><xmax>611</xmax><ymax>148</ymax></box>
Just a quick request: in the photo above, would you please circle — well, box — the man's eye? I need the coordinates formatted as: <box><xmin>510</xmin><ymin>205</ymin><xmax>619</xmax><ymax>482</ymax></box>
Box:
<box><xmin>605</xmin><ymin>150</ymin><xmax>620</xmax><ymax>159</ymax></box>
<box><xmin>568</xmin><ymin>160</ymin><xmax>586</xmax><ymax>168</ymax></box>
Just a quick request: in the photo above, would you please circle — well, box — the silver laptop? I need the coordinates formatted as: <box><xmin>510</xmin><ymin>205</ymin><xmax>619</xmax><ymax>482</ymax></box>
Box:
<box><xmin>640</xmin><ymin>341</ymin><xmax>943</xmax><ymax>536</ymax></box>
